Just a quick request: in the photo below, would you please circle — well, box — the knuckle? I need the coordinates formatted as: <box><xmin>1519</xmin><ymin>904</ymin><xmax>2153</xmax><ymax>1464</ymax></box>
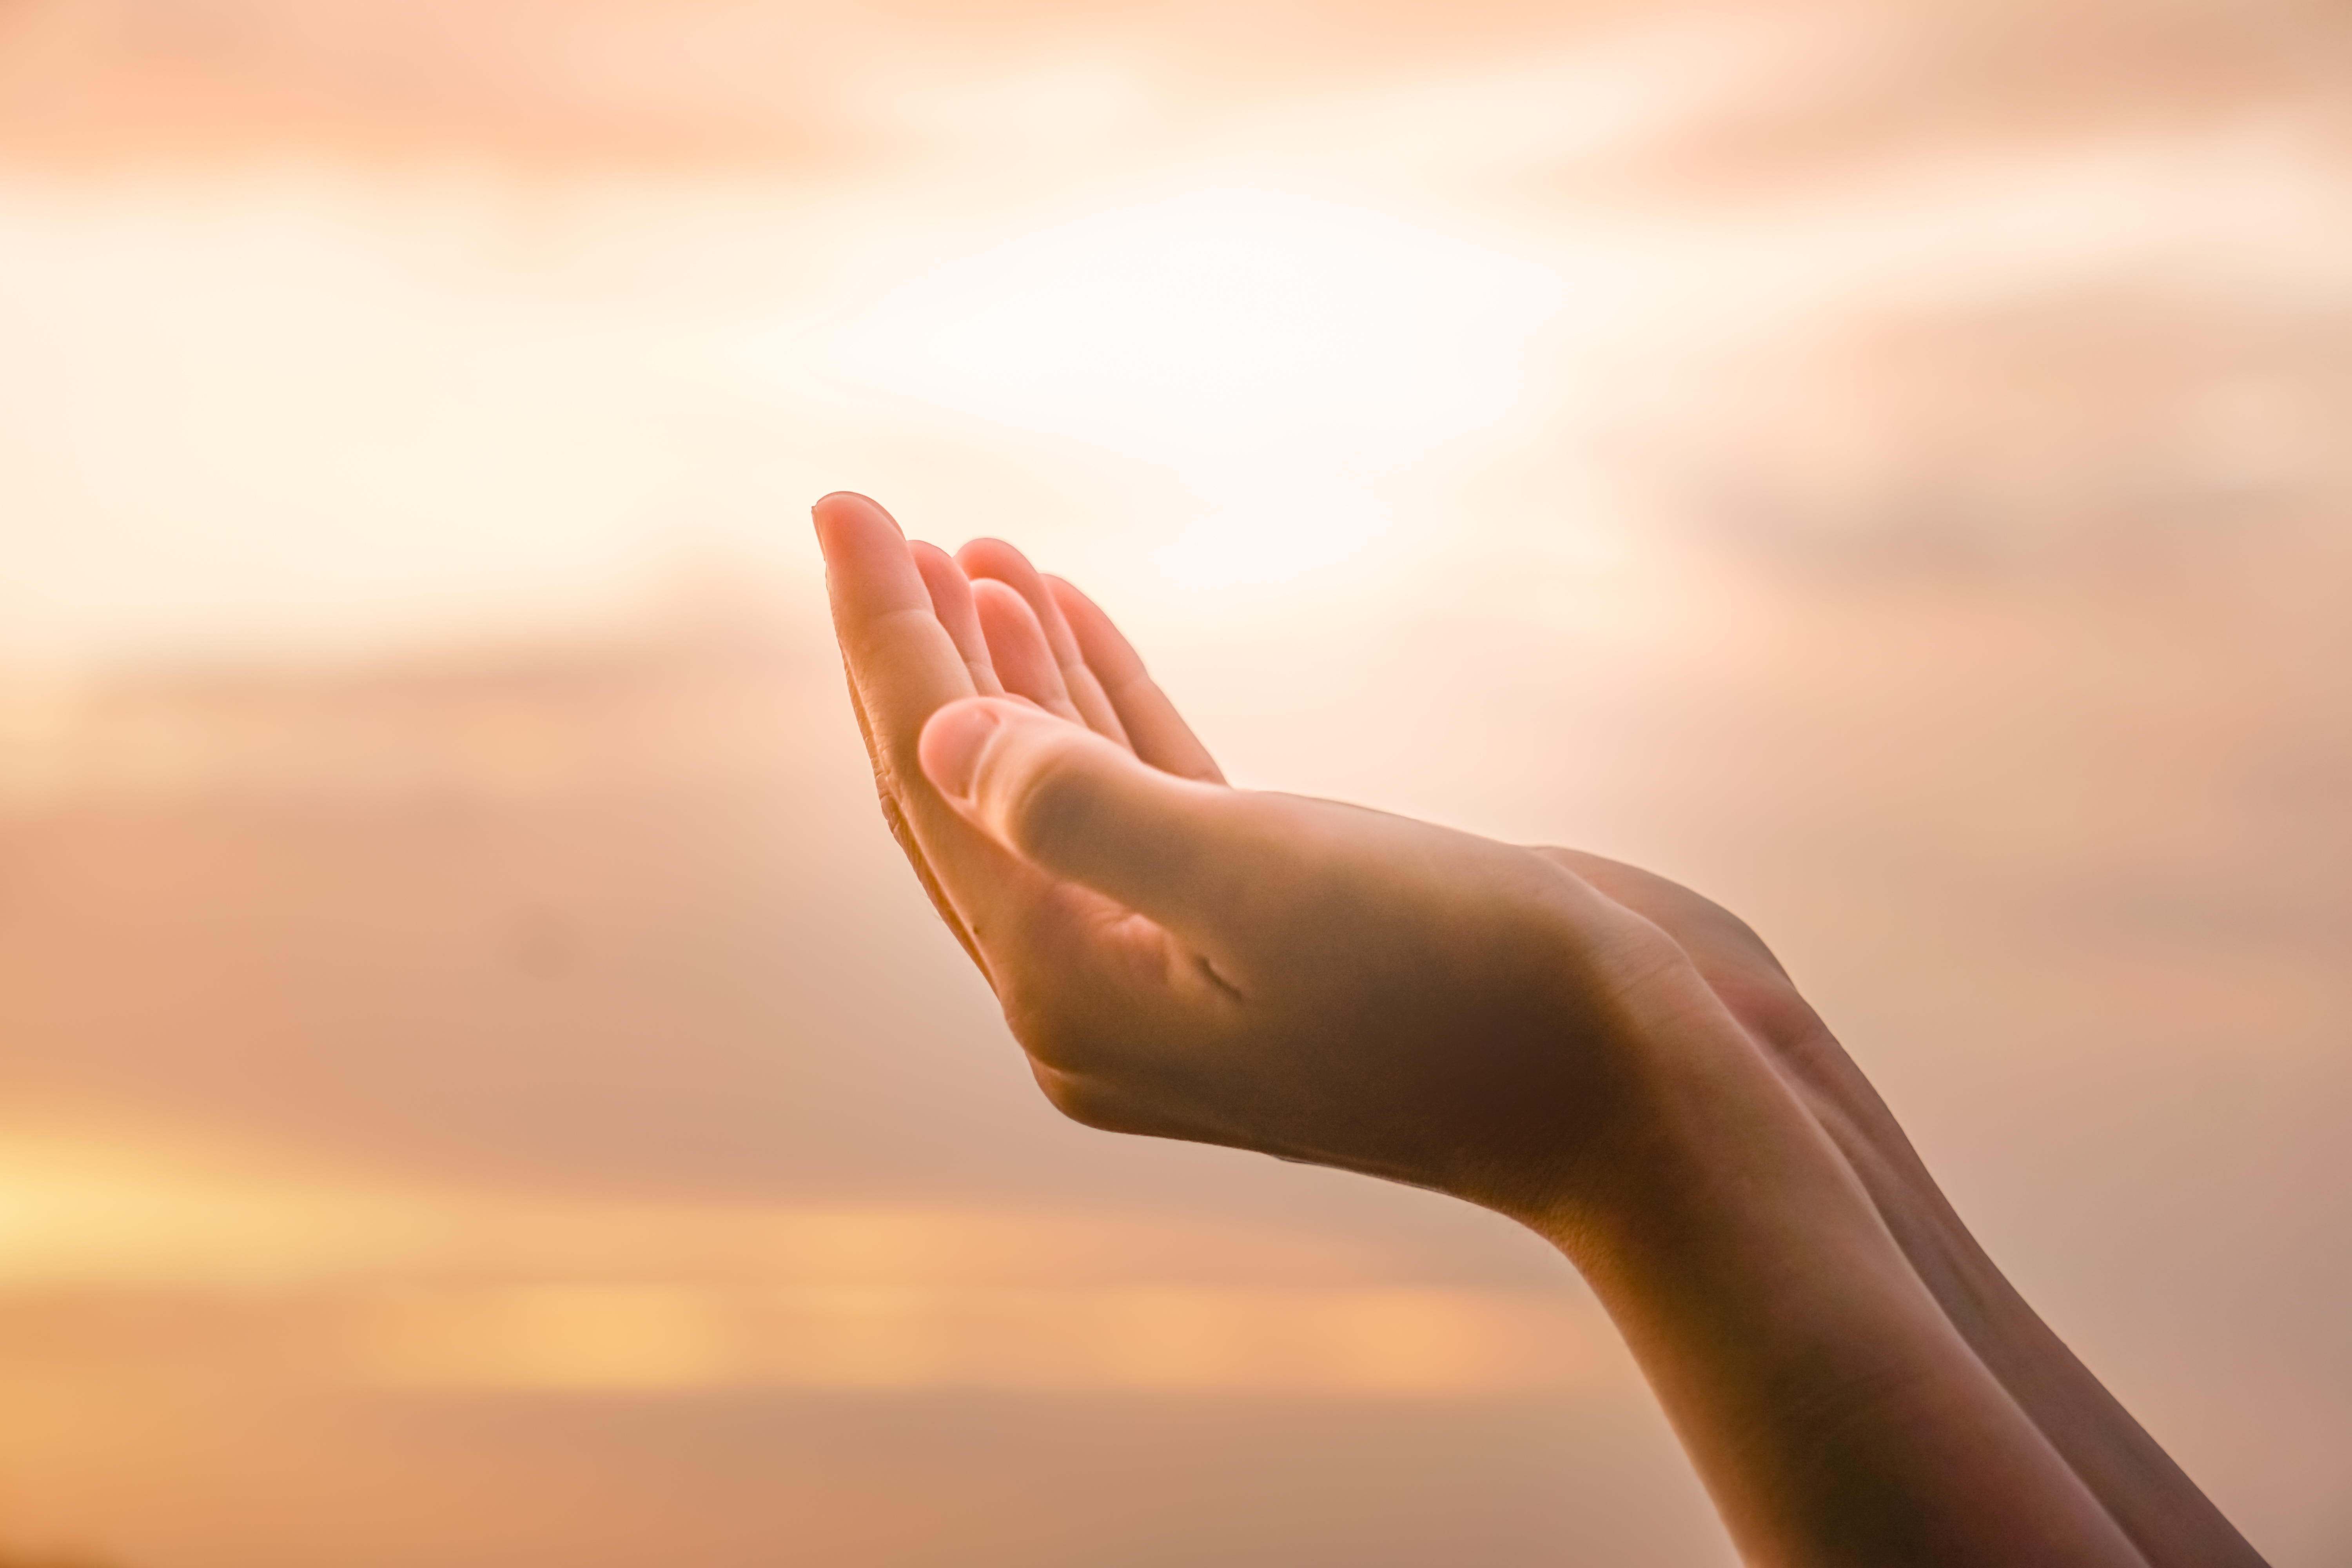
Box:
<box><xmin>1028</xmin><ymin>1062</ymin><xmax>1131</xmax><ymax>1134</ymax></box>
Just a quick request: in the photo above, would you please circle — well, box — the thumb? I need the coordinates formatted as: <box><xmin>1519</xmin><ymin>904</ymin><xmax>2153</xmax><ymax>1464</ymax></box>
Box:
<box><xmin>919</xmin><ymin>697</ymin><xmax>1243</xmax><ymax>927</ymax></box>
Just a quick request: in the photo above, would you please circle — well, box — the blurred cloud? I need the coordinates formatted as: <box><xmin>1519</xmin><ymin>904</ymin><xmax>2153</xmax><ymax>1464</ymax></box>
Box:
<box><xmin>1</xmin><ymin>2</ymin><xmax>2348</xmax><ymax>1566</ymax></box>
<box><xmin>0</xmin><ymin>1131</ymin><xmax>1621</xmax><ymax>1394</ymax></box>
<box><xmin>1</xmin><ymin>0</ymin><xmax>2345</xmax><ymax>660</ymax></box>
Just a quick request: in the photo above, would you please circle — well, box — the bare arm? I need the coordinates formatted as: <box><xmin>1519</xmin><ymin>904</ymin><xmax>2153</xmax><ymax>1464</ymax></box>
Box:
<box><xmin>813</xmin><ymin>490</ymin><xmax>2263</xmax><ymax>1568</ymax></box>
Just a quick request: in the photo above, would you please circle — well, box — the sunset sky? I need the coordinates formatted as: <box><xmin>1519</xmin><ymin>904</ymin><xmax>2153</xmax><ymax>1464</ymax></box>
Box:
<box><xmin>2</xmin><ymin>2</ymin><xmax>2348</xmax><ymax>1565</ymax></box>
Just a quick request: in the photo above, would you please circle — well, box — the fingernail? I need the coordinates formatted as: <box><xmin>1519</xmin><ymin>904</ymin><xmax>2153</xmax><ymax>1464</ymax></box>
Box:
<box><xmin>920</xmin><ymin>700</ymin><xmax>1006</xmax><ymax>803</ymax></box>
<box><xmin>811</xmin><ymin>492</ymin><xmax>904</xmax><ymax>539</ymax></box>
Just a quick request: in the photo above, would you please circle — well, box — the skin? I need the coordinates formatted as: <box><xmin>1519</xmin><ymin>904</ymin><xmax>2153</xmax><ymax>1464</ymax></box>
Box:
<box><xmin>813</xmin><ymin>490</ymin><xmax>2267</xmax><ymax>1568</ymax></box>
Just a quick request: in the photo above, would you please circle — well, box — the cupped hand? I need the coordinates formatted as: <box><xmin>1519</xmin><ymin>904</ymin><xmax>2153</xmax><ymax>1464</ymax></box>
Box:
<box><xmin>815</xmin><ymin>491</ymin><xmax>2255</xmax><ymax>1568</ymax></box>
<box><xmin>812</xmin><ymin>490</ymin><xmax>1753</xmax><ymax>1220</ymax></box>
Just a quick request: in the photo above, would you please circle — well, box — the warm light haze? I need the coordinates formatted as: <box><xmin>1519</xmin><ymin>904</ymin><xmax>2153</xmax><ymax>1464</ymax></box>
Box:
<box><xmin>1</xmin><ymin>2</ymin><xmax>2347</xmax><ymax>1565</ymax></box>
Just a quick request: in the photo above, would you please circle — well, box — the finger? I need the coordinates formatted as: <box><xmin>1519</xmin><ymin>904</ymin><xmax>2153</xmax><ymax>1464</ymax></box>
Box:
<box><xmin>920</xmin><ymin>696</ymin><xmax>1268</xmax><ymax>953</ymax></box>
<box><xmin>910</xmin><ymin>540</ymin><xmax>1004</xmax><ymax>696</ymax></box>
<box><xmin>813</xmin><ymin>492</ymin><xmax>1040</xmax><ymax>949</ymax></box>
<box><xmin>1047</xmin><ymin>576</ymin><xmax>1226</xmax><ymax>784</ymax></box>
<box><xmin>815</xmin><ymin>493</ymin><xmax>974</xmax><ymax>740</ymax></box>
<box><xmin>845</xmin><ymin>670</ymin><xmax>987</xmax><ymax>973</ymax></box>
<box><xmin>973</xmin><ymin>579</ymin><xmax>1087</xmax><ymax>724</ymax></box>
<box><xmin>956</xmin><ymin>538</ymin><xmax>1132</xmax><ymax>748</ymax></box>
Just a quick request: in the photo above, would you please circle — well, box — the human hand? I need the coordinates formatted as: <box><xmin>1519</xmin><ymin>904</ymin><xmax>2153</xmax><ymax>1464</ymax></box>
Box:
<box><xmin>814</xmin><ymin>490</ymin><xmax>2249</xmax><ymax>1568</ymax></box>
<box><xmin>813</xmin><ymin>490</ymin><xmax>1728</xmax><ymax>1221</ymax></box>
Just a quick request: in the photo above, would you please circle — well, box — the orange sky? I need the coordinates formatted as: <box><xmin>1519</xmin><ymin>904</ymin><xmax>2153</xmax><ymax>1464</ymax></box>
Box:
<box><xmin>1</xmin><ymin>3</ymin><xmax>2348</xmax><ymax>1566</ymax></box>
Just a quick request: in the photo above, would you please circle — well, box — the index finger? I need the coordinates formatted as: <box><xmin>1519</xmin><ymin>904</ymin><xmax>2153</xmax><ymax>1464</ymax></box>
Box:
<box><xmin>815</xmin><ymin>492</ymin><xmax>976</xmax><ymax>744</ymax></box>
<box><xmin>813</xmin><ymin>492</ymin><xmax>1014</xmax><ymax>894</ymax></box>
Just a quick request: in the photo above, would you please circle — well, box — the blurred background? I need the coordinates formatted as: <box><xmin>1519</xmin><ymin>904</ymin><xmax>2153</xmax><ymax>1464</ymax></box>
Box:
<box><xmin>1</xmin><ymin>0</ymin><xmax>2348</xmax><ymax>1563</ymax></box>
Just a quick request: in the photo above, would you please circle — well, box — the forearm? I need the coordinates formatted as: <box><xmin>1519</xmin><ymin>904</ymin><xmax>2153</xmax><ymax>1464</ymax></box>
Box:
<box><xmin>1524</xmin><ymin>977</ymin><xmax>2149</xmax><ymax>1567</ymax></box>
<box><xmin>1769</xmin><ymin>1022</ymin><xmax>2270</xmax><ymax>1568</ymax></box>
<box><xmin>1544</xmin><ymin>853</ymin><xmax>2267</xmax><ymax>1568</ymax></box>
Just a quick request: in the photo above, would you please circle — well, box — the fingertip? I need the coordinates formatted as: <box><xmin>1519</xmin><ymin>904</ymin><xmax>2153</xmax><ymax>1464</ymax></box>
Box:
<box><xmin>812</xmin><ymin>491</ymin><xmax>903</xmax><ymax>542</ymax></box>
<box><xmin>910</xmin><ymin>541</ymin><xmax>999</xmax><ymax>684</ymax></box>
<box><xmin>907</xmin><ymin>537</ymin><xmax>964</xmax><ymax>588</ymax></box>
<box><xmin>971</xmin><ymin>578</ymin><xmax>1082</xmax><ymax>719</ymax></box>
<box><xmin>919</xmin><ymin>697</ymin><xmax>1011</xmax><ymax>805</ymax></box>
<box><xmin>954</xmin><ymin>537</ymin><xmax>1033</xmax><ymax>579</ymax></box>
<box><xmin>961</xmin><ymin>542</ymin><xmax>1096</xmax><ymax>670</ymax></box>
